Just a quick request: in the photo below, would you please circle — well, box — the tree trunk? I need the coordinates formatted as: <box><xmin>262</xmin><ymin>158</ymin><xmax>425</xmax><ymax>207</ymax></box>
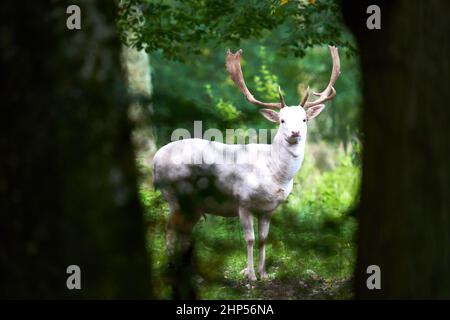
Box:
<box><xmin>342</xmin><ymin>0</ymin><xmax>450</xmax><ymax>298</ymax></box>
<box><xmin>0</xmin><ymin>1</ymin><xmax>151</xmax><ymax>298</ymax></box>
<box><xmin>121</xmin><ymin>46</ymin><xmax>157</xmax><ymax>187</ymax></box>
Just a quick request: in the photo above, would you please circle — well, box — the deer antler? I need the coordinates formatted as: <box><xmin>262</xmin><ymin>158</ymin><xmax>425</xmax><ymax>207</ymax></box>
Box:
<box><xmin>226</xmin><ymin>49</ymin><xmax>284</xmax><ymax>109</ymax></box>
<box><xmin>300</xmin><ymin>45</ymin><xmax>341</xmax><ymax>108</ymax></box>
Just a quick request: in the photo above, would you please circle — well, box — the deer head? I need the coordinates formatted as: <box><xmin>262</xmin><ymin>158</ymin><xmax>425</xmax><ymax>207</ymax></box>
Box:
<box><xmin>226</xmin><ymin>46</ymin><xmax>340</xmax><ymax>144</ymax></box>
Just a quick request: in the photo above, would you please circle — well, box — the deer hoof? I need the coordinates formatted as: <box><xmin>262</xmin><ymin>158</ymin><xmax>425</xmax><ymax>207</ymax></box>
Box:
<box><xmin>240</xmin><ymin>268</ymin><xmax>257</xmax><ymax>281</ymax></box>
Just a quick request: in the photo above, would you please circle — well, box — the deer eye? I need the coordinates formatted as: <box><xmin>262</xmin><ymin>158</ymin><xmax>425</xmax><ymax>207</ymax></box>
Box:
<box><xmin>281</xmin><ymin>119</ymin><xmax>285</xmax><ymax>124</ymax></box>
<box><xmin>303</xmin><ymin>119</ymin><xmax>307</xmax><ymax>123</ymax></box>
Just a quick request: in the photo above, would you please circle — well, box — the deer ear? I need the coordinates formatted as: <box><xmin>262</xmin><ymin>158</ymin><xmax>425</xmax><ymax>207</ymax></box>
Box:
<box><xmin>259</xmin><ymin>109</ymin><xmax>280</xmax><ymax>123</ymax></box>
<box><xmin>306</xmin><ymin>104</ymin><xmax>325</xmax><ymax>120</ymax></box>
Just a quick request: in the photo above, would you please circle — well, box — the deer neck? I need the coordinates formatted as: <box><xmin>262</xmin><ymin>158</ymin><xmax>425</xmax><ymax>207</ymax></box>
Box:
<box><xmin>269</xmin><ymin>130</ymin><xmax>305</xmax><ymax>187</ymax></box>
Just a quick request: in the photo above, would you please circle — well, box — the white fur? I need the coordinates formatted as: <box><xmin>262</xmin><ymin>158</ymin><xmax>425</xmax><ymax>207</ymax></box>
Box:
<box><xmin>153</xmin><ymin>106</ymin><xmax>312</xmax><ymax>280</ymax></box>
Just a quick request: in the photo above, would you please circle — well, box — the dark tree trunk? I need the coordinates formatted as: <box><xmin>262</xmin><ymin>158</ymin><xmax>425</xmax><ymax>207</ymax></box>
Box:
<box><xmin>342</xmin><ymin>0</ymin><xmax>450</xmax><ymax>298</ymax></box>
<box><xmin>0</xmin><ymin>1</ymin><xmax>151</xmax><ymax>298</ymax></box>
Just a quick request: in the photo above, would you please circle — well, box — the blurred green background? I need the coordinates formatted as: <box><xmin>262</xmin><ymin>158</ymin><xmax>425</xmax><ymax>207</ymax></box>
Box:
<box><xmin>123</xmin><ymin>0</ymin><xmax>363</xmax><ymax>299</ymax></box>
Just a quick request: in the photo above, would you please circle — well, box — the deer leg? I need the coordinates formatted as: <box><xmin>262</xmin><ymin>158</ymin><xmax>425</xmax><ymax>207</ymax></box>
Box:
<box><xmin>166</xmin><ymin>208</ymin><xmax>200</xmax><ymax>257</ymax></box>
<box><xmin>258</xmin><ymin>214</ymin><xmax>271</xmax><ymax>280</ymax></box>
<box><xmin>165</xmin><ymin>208</ymin><xmax>200</xmax><ymax>300</ymax></box>
<box><xmin>166</xmin><ymin>212</ymin><xmax>177</xmax><ymax>257</ymax></box>
<box><xmin>239</xmin><ymin>207</ymin><xmax>256</xmax><ymax>281</ymax></box>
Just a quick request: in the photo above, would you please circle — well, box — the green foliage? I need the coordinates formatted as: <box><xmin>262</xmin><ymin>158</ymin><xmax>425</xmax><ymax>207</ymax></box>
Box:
<box><xmin>205</xmin><ymin>84</ymin><xmax>241</xmax><ymax>121</ymax></box>
<box><xmin>118</xmin><ymin>0</ymin><xmax>356</xmax><ymax>61</ymax></box>
<box><xmin>150</xmin><ymin>41</ymin><xmax>361</xmax><ymax>147</ymax></box>
<box><xmin>140</xmin><ymin>143</ymin><xmax>360</xmax><ymax>299</ymax></box>
<box><xmin>139</xmin><ymin>186</ymin><xmax>172</xmax><ymax>297</ymax></box>
<box><xmin>122</xmin><ymin>1</ymin><xmax>362</xmax><ymax>147</ymax></box>
<box><xmin>254</xmin><ymin>47</ymin><xmax>281</xmax><ymax>102</ymax></box>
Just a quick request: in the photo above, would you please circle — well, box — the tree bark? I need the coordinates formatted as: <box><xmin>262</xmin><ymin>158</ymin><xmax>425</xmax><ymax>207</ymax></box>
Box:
<box><xmin>121</xmin><ymin>46</ymin><xmax>157</xmax><ymax>187</ymax></box>
<box><xmin>342</xmin><ymin>0</ymin><xmax>450</xmax><ymax>298</ymax></box>
<box><xmin>0</xmin><ymin>1</ymin><xmax>151</xmax><ymax>298</ymax></box>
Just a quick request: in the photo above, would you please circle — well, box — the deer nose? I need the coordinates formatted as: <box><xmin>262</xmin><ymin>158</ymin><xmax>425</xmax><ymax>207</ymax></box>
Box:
<box><xmin>291</xmin><ymin>131</ymin><xmax>300</xmax><ymax>137</ymax></box>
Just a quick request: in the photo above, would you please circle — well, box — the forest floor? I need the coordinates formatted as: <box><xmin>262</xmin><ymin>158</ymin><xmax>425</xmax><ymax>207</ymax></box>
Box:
<box><xmin>142</xmin><ymin>188</ymin><xmax>357</xmax><ymax>299</ymax></box>
<box><xmin>224</xmin><ymin>276</ymin><xmax>353</xmax><ymax>300</ymax></box>
<box><xmin>196</xmin><ymin>272</ymin><xmax>353</xmax><ymax>300</ymax></box>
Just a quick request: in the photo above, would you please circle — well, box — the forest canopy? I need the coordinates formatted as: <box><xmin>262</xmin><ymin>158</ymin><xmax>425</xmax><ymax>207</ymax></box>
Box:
<box><xmin>118</xmin><ymin>0</ymin><xmax>361</xmax><ymax>148</ymax></box>
<box><xmin>118</xmin><ymin>0</ymin><xmax>356</xmax><ymax>60</ymax></box>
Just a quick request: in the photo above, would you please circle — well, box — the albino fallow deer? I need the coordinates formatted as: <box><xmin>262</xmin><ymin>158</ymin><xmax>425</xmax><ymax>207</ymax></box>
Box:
<box><xmin>153</xmin><ymin>46</ymin><xmax>340</xmax><ymax>281</ymax></box>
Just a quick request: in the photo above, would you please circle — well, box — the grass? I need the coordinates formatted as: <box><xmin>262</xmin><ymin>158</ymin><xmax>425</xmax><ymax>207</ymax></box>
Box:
<box><xmin>140</xmin><ymin>142</ymin><xmax>360</xmax><ymax>299</ymax></box>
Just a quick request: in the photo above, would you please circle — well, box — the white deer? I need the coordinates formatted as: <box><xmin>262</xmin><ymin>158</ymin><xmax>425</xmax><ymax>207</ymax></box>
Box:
<box><xmin>153</xmin><ymin>46</ymin><xmax>340</xmax><ymax>281</ymax></box>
